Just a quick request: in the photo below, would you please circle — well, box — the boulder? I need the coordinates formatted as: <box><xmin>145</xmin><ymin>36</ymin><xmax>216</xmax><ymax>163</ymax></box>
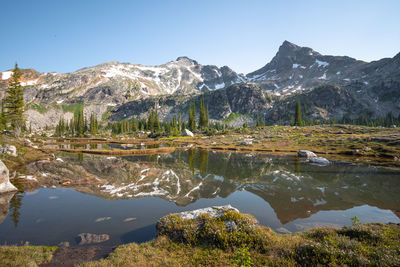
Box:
<box><xmin>298</xmin><ymin>150</ymin><xmax>317</xmax><ymax>158</ymax></box>
<box><xmin>0</xmin><ymin>160</ymin><xmax>17</xmax><ymax>194</ymax></box>
<box><xmin>181</xmin><ymin>129</ymin><xmax>194</xmax><ymax>137</ymax></box>
<box><xmin>156</xmin><ymin>205</ymin><xmax>258</xmax><ymax>244</ymax></box>
<box><xmin>309</xmin><ymin>157</ymin><xmax>330</xmax><ymax>165</ymax></box>
<box><xmin>0</xmin><ymin>145</ymin><xmax>17</xmax><ymax>157</ymax></box>
<box><xmin>76</xmin><ymin>233</ymin><xmax>110</xmax><ymax>245</ymax></box>
<box><xmin>174</xmin><ymin>205</ymin><xmax>239</xmax><ymax>220</ymax></box>
<box><xmin>241</xmin><ymin>139</ymin><xmax>253</xmax><ymax>146</ymax></box>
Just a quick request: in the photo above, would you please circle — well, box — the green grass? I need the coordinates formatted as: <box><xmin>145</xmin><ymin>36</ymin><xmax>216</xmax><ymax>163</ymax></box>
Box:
<box><xmin>101</xmin><ymin>105</ymin><xmax>115</xmax><ymax>121</ymax></box>
<box><xmin>27</xmin><ymin>103</ymin><xmax>49</xmax><ymax>114</ymax></box>
<box><xmin>60</xmin><ymin>103</ymin><xmax>86</xmax><ymax>113</ymax></box>
<box><xmin>0</xmin><ymin>246</ymin><xmax>58</xmax><ymax>267</ymax></box>
<box><xmin>223</xmin><ymin>113</ymin><xmax>249</xmax><ymax>123</ymax></box>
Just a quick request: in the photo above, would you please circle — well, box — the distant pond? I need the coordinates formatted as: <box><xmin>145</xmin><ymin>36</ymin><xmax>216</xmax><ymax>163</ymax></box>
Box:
<box><xmin>0</xmin><ymin>149</ymin><xmax>399</xmax><ymax>247</ymax></box>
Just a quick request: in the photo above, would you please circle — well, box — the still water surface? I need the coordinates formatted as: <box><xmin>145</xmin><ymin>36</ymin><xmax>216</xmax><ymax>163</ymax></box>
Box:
<box><xmin>0</xmin><ymin>149</ymin><xmax>399</xmax><ymax>246</ymax></box>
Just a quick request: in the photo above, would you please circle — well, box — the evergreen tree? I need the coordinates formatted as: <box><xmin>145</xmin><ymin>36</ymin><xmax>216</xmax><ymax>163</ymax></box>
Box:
<box><xmin>5</xmin><ymin>63</ymin><xmax>25</xmax><ymax>136</ymax></box>
<box><xmin>294</xmin><ymin>100</ymin><xmax>303</xmax><ymax>126</ymax></box>
<box><xmin>90</xmin><ymin>112</ymin><xmax>98</xmax><ymax>136</ymax></box>
<box><xmin>131</xmin><ymin>117</ymin><xmax>138</xmax><ymax>132</ymax></box>
<box><xmin>199</xmin><ymin>97</ymin><xmax>207</xmax><ymax>129</ymax></box>
<box><xmin>205</xmin><ymin>105</ymin><xmax>209</xmax><ymax>128</ymax></box>
<box><xmin>188</xmin><ymin>102</ymin><xmax>196</xmax><ymax>132</ymax></box>
<box><xmin>0</xmin><ymin>100</ymin><xmax>7</xmax><ymax>131</ymax></box>
<box><xmin>178</xmin><ymin>113</ymin><xmax>182</xmax><ymax>132</ymax></box>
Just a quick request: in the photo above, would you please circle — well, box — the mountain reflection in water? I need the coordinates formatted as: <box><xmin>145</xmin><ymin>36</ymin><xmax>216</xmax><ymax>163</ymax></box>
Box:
<box><xmin>0</xmin><ymin>149</ymin><xmax>399</xmax><ymax>246</ymax></box>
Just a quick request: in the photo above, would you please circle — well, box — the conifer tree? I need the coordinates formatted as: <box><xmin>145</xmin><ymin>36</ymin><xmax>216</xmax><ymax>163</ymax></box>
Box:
<box><xmin>178</xmin><ymin>113</ymin><xmax>182</xmax><ymax>132</ymax></box>
<box><xmin>188</xmin><ymin>102</ymin><xmax>196</xmax><ymax>131</ymax></box>
<box><xmin>0</xmin><ymin>100</ymin><xmax>7</xmax><ymax>131</ymax></box>
<box><xmin>5</xmin><ymin>63</ymin><xmax>25</xmax><ymax>136</ymax></box>
<box><xmin>294</xmin><ymin>100</ymin><xmax>303</xmax><ymax>126</ymax></box>
<box><xmin>131</xmin><ymin>117</ymin><xmax>138</xmax><ymax>132</ymax></box>
<box><xmin>199</xmin><ymin>97</ymin><xmax>206</xmax><ymax>129</ymax></box>
<box><xmin>90</xmin><ymin>112</ymin><xmax>98</xmax><ymax>136</ymax></box>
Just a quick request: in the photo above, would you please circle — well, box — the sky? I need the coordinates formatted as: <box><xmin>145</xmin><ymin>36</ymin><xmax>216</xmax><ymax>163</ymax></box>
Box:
<box><xmin>1</xmin><ymin>0</ymin><xmax>399</xmax><ymax>74</ymax></box>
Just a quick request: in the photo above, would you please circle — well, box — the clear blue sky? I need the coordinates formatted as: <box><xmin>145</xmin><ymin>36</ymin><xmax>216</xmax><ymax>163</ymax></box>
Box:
<box><xmin>1</xmin><ymin>0</ymin><xmax>399</xmax><ymax>74</ymax></box>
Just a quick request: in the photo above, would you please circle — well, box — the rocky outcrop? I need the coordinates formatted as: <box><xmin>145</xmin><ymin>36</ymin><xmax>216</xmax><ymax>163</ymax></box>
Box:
<box><xmin>0</xmin><ymin>160</ymin><xmax>17</xmax><ymax>194</ymax></box>
<box><xmin>156</xmin><ymin>205</ymin><xmax>258</xmax><ymax>242</ymax></box>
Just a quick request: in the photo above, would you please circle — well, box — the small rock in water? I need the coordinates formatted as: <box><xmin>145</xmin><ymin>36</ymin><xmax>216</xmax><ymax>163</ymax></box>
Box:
<box><xmin>95</xmin><ymin>217</ymin><xmax>111</xmax><ymax>223</ymax></box>
<box><xmin>76</xmin><ymin>233</ymin><xmax>110</xmax><ymax>245</ymax></box>
<box><xmin>309</xmin><ymin>157</ymin><xmax>330</xmax><ymax>165</ymax></box>
<box><xmin>123</xmin><ymin>217</ymin><xmax>136</xmax><ymax>222</ymax></box>
<box><xmin>298</xmin><ymin>150</ymin><xmax>317</xmax><ymax>158</ymax></box>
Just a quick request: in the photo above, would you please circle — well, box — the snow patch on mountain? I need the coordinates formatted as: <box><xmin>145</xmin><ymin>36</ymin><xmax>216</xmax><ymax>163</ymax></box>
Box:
<box><xmin>315</xmin><ymin>60</ymin><xmax>329</xmax><ymax>68</ymax></box>
<box><xmin>1</xmin><ymin>71</ymin><xmax>13</xmax><ymax>80</ymax></box>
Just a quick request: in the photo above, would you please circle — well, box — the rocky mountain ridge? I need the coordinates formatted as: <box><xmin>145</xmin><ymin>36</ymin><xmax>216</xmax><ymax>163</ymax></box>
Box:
<box><xmin>1</xmin><ymin>41</ymin><xmax>399</xmax><ymax>128</ymax></box>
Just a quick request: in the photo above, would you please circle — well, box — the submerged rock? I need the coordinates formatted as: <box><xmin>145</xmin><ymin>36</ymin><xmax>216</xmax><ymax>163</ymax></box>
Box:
<box><xmin>0</xmin><ymin>160</ymin><xmax>17</xmax><ymax>194</ymax></box>
<box><xmin>298</xmin><ymin>150</ymin><xmax>317</xmax><ymax>158</ymax></box>
<box><xmin>181</xmin><ymin>129</ymin><xmax>194</xmax><ymax>137</ymax></box>
<box><xmin>309</xmin><ymin>157</ymin><xmax>330</xmax><ymax>165</ymax></box>
<box><xmin>76</xmin><ymin>233</ymin><xmax>110</xmax><ymax>245</ymax></box>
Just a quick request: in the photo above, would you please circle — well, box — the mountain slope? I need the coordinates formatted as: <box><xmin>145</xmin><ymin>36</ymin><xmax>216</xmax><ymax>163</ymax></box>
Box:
<box><xmin>0</xmin><ymin>57</ymin><xmax>245</xmax><ymax>106</ymax></box>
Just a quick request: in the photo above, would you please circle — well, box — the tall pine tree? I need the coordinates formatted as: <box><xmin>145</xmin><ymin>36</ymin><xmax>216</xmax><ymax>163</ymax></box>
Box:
<box><xmin>5</xmin><ymin>63</ymin><xmax>25</xmax><ymax>136</ymax></box>
<box><xmin>294</xmin><ymin>99</ymin><xmax>303</xmax><ymax>126</ymax></box>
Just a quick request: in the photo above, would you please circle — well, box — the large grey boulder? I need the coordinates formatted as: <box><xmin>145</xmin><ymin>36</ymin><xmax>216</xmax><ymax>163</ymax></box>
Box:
<box><xmin>181</xmin><ymin>129</ymin><xmax>194</xmax><ymax>137</ymax></box>
<box><xmin>298</xmin><ymin>150</ymin><xmax>317</xmax><ymax>158</ymax></box>
<box><xmin>0</xmin><ymin>160</ymin><xmax>17</xmax><ymax>194</ymax></box>
<box><xmin>309</xmin><ymin>157</ymin><xmax>330</xmax><ymax>165</ymax></box>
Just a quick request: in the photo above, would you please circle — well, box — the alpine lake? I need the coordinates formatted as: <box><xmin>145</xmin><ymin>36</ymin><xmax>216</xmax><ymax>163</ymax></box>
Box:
<box><xmin>1</xmin><ymin>146</ymin><xmax>399</xmax><ymax>247</ymax></box>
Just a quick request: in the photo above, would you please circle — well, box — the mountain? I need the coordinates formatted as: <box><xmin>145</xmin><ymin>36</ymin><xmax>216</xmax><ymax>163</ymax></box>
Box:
<box><xmin>0</xmin><ymin>41</ymin><xmax>399</xmax><ymax>129</ymax></box>
<box><xmin>0</xmin><ymin>57</ymin><xmax>244</xmax><ymax>105</ymax></box>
